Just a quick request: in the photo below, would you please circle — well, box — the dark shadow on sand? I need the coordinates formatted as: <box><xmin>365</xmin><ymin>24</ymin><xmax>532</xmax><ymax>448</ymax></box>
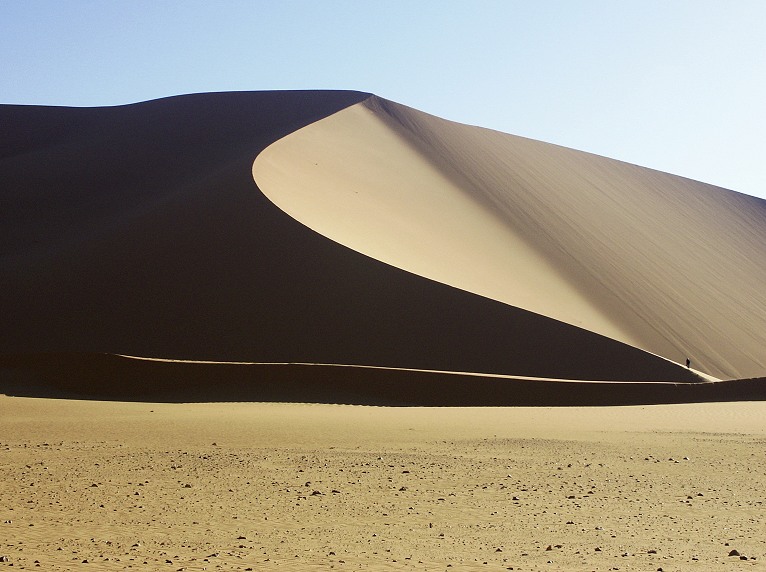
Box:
<box><xmin>2</xmin><ymin>353</ymin><xmax>765</xmax><ymax>407</ymax></box>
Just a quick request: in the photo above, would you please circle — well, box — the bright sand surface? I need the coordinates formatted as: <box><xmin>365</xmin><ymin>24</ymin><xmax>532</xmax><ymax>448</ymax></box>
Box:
<box><xmin>1</xmin><ymin>396</ymin><xmax>765</xmax><ymax>571</ymax></box>
<box><xmin>254</xmin><ymin>96</ymin><xmax>766</xmax><ymax>380</ymax></box>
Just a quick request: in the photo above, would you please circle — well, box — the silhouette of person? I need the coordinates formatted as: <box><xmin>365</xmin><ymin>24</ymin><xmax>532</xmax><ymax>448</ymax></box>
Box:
<box><xmin>686</xmin><ymin>358</ymin><xmax>691</xmax><ymax>368</ymax></box>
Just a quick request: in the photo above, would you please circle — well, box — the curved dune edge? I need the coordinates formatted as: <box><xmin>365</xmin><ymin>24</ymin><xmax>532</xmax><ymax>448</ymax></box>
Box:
<box><xmin>254</xmin><ymin>96</ymin><xmax>630</xmax><ymax>347</ymax></box>
<box><xmin>1</xmin><ymin>353</ymin><xmax>761</xmax><ymax>406</ymax></box>
<box><xmin>254</xmin><ymin>95</ymin><xmax>766</xmax><ymax>380</ymax></box>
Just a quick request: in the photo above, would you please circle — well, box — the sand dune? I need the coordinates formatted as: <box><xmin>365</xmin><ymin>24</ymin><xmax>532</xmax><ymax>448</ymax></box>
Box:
<box><xmin>2</xmin><ymin>90</ymin><xmax>765</xmax><ymax>402</ymax></box>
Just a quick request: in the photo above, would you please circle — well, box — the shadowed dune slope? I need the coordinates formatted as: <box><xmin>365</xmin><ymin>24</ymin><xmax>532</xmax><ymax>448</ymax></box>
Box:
<box><xmin>255</xmin><ymin>95</ymin><xmax>766</xmax><ymax>380</ymax></box>
<box><xmin>1</xmin><ymin>90</ymin><xmax>755</xmax><ymax>401</ymax></box>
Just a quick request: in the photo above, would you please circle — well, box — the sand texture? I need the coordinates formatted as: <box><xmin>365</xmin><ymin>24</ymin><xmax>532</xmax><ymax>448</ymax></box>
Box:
<box><xmin>2</xmin><ymin>396</ymin><xmax>765</xmax><ymax>571</ymax></box>
<box><xmin>2</xmin><ymin>89</ymin><xmax>766</xmax><ymax>400</ymax></box>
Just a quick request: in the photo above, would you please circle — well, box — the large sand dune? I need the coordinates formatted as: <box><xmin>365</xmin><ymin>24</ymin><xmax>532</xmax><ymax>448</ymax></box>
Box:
<box><xmin>2</xmin><ymin>90</ymin><xmax>765</xmax><ymax>402</ymax></box>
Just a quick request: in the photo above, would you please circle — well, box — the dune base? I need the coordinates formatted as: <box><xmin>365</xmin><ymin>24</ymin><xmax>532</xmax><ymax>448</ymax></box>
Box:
<box><xmin>1</xmin><ymin>353</ymin><xmax>764</xmax><ymax>406</ymax></box>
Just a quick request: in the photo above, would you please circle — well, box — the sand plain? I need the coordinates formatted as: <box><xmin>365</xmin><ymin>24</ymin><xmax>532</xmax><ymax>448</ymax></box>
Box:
<box><xmin>2</xmin><ymin>395</ymin><xmax>765</xmax><ymax>571</ymax></box>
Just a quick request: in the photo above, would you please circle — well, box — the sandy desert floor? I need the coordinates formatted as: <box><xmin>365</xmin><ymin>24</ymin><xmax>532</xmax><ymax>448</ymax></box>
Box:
<box><xmin>1</xmin><ymin>397</ymin><xmax>765</xmax><ymax>571</ymax></box>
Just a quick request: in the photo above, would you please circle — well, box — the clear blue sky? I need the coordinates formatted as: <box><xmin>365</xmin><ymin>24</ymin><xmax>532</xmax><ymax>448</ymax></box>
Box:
<box><xmin>3</xmin><ymin>1</ymin><xmax>765</xmax><ymax>199</ymax></box>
